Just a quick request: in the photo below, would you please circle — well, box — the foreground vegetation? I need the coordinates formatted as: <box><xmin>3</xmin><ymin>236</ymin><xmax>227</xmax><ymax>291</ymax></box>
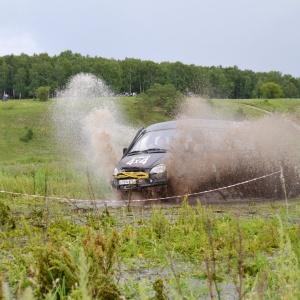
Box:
<box><xmin>1</xmin><ymin>97</ymin><xmax>300</xmax><ymax>299</ymax></box>
<box><xmin>1</xmin><ymin>193</ymin><xmax>300</xmax><ymax>299</ymax></box>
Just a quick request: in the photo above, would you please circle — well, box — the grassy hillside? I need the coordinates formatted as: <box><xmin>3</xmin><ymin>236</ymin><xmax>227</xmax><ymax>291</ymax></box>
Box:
<box><xmin>213</xmin><ymin>98</ymin><xmax>300</xmax><ymax>119</ymax></box>
<box><xmin>115</xmin><ymin>96</ymin><xmax>172</xmax><ymax>126</ymax></box>
<box><xmin>0</xmin><ymin>100</ymin><xmax>57</xmax><ymax>162</ymax></box>
<box><xmin>1</xmin><ymin>97</ymin><xmax>300</xmax><ymax>163</ymax></box>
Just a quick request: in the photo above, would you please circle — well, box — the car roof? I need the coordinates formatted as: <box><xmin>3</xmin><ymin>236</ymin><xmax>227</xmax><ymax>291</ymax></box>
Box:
<box><xmin>145</xmin><ymin>119</ymin><xmax>240</xmax><ymax>132</ymax></box>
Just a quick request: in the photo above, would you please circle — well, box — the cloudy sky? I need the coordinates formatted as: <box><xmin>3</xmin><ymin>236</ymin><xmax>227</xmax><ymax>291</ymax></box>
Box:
<box><xmin>1</xmin><ymin>0</ymin><xmax>299</xmax><ymax>77</ymax></box>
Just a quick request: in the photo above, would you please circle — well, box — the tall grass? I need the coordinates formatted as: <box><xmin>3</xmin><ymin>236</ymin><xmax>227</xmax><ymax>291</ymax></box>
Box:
<box><xmin>0</xmin><ymin>163</ymin><xmax>112</xmax><ymax>200</ymax></box>
<box><xmin>1</xmin><ymin>192</ymin><xmax>300</xmax><ymax>299</ymax></box>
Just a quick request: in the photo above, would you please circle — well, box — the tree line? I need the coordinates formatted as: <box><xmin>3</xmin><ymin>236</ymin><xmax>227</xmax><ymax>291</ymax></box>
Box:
<box><xmin>0</xmin><ymin>50</ymin><xmax>299</xmax><ymax>99</ymax></box>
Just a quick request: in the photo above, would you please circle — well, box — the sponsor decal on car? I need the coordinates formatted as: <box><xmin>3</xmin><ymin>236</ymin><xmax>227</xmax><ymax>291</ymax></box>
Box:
<box><xmin>126</xmin><ymin>155</ymin><xmax>150</xmax><ymax>166</ymax></box>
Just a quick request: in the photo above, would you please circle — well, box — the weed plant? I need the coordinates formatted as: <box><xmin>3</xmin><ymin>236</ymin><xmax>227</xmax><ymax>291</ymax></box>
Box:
<box><xmin>2</xmin><ymin>193</ymin><xmax>300</xmax><ymax>299</ymax></box>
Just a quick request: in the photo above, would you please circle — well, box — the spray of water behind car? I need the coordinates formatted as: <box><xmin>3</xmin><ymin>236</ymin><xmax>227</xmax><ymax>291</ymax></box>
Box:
<box><xmin>52</xmin><ymin>75</ymin><xmax>300</xmax><ymax>203</ymax></box>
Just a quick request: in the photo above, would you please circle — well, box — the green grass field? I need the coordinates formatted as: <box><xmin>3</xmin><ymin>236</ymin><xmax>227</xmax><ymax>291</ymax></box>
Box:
<box><xmin>1</xmin><ymin>97</ymin><xmax>300</xmax><ymax>299</ymax></box>
<box><xmin>1</xmin><ymin>97</ymin><xmax>299</xmax><ymax>163</ymax></box>
<box><xmin>0</xmin><ymin>99</ymin><xmax>58</xmax><ymax>162</ymax></box>
<box><xmin>213</xmin><ymin>98</ymin><xmax>300</xmax><ymax>119</ymax></box>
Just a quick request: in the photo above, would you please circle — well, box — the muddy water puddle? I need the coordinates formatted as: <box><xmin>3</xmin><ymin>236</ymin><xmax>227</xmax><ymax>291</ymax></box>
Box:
<box><xmin>116</xmin><ymin>259</ymin><xmax>237</xmax><ymax>299</ymax></box>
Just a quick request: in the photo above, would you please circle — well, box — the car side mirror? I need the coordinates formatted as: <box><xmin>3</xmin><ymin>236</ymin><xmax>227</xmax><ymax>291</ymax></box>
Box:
<box><xmin>123</xmin><ymin>148</ymin><xmax>127</xmax><ymax>154</ymax></box>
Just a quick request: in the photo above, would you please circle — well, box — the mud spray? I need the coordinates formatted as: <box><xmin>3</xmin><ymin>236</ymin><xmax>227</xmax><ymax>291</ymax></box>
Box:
<box><xmin>51</xmin><ymin>73</ymin><xmax>135</xmax><ymax>199</ymax></box>
<box><xmin>52</xmin><ymin>76</ymin><xmax>300</xmax><ymax>202</ymax></box>
<box><xmin>167</xmin><ymin>96</ymin><xmax>300</xmax><ymax>201</ymax></box>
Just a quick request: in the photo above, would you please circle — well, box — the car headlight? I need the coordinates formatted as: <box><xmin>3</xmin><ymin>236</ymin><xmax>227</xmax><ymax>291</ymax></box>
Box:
<box><xmin>150</xmin><ymin>163</ymin><xmax>166</xmax><ymax>174</ymax></box>
<box><xmin>113</xmin><ymin>167</ymin><xmax>119</xmax><ymax>176</ymax></box>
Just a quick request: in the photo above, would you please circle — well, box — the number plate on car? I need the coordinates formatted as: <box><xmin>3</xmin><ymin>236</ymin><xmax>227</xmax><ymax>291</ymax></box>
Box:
<box><xmin>119</xmin><ymin>179</ymin><xmax>136</xmax><ymax>185</ymax></box>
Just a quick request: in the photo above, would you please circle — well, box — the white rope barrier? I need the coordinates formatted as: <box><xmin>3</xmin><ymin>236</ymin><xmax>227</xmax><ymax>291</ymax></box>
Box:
<box><xmin>0</xmin><ymin>170</ymin><xmax>282</xmax><ymax>205</ymax></box>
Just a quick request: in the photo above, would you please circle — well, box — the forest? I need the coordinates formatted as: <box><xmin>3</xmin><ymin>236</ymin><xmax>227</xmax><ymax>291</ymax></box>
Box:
<box><xmin>0</xmin><ymin>50</ymin><xmax>299</xmax><ymax>99</ymax></box>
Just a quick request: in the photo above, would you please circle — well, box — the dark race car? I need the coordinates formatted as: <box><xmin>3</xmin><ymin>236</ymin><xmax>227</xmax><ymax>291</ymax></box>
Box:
<box><xmin>111</xmin><ymin>119</ymin><xmax>246</xmax><ymax>195</ymax></box>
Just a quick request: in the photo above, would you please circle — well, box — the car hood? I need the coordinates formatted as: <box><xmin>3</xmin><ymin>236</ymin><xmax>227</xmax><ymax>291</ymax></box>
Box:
<box><xmin>116</xmin><ymin>152</ymin><xmax>167</xmax><ymax>171</ymax></box>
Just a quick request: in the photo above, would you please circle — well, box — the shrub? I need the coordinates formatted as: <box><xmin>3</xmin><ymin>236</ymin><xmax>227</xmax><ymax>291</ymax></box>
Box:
<box><xmin>137</xmin><ymin>84</ymin><xmax>184</xmax><ymax>117</ymax></box>
<box><xmin>35</xmin><ymin>244</ymin><xmax>78</xmax><ymax>297</ymax></box>
<box><xmin>36</xmin><ymin>86</ymin><xmax>50</xmax><ymax>102</ymax></box>
<box><xmin>0</xmin><ymin>201</ymin><xmax>16</xmax><ymax>229</ymax></box>
<box><xmin>20</xmin><ymin>128</ymin><xmax>34</xmax><ymax>142</ymax></box>
<box><xmin>83</xmin><ymin>228</ymin><xmax>121</xmax><ymax>299</ymax></box>
<box><xmin>260</xmin><ymin>82</ymin><xmax>284</xmax><ymax>99</ymax></box>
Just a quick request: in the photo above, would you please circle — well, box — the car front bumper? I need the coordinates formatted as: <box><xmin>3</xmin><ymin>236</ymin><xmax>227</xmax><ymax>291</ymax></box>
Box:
<box><xmin>111</xmin><ymin>173</ymin><xmax>168</xmax><ymax>190</ymax></box>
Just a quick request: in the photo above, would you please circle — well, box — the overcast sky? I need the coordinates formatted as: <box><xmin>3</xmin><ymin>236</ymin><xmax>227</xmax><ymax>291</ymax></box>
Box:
<box><xmin>1</xmin><ymin>0</ymin><xmax>299</xmax><ymax>77</ymax></box>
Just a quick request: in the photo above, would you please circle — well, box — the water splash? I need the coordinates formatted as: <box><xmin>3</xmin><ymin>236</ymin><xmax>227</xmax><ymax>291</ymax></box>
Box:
<box><xmin>167</xmin><ymin>97</ymin><xmax>300</xmax><ymax>200</ymax></box>
<box><xmin>51</xmin><ymin>73</ymin><xmax>135</xmax><ymax>187</ymax></box>
<box><xmin>51</xmin><ymin>77</ymin><xmax>300</xmax><ymax>201</ymax></box>
<box><xmin>56</xmin><ymin>72</ymin><xmax>112</xmax><ymax>99</ymax></box>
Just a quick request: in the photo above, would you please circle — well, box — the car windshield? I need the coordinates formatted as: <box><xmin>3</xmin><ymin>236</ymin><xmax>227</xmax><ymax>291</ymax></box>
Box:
<box><xmin>129</xmin><ymin>129</ymin><xmax>176</xmax><ymax>153</ymax></box>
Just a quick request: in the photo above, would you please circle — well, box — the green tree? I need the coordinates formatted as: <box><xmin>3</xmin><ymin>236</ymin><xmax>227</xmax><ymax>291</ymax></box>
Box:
<box><xmin>1</xmin><ymin>51</ymin><xmax>300</xmax><ymax>101</ymax></box>
<box><xmin>282</xmin><ymin>75</ymin><xmax>299</xmax><ymax>98</ymax></box>
<box><xmin>11</xmin><ymin>53</ymin><xmax>30</xmax><ymax>98</ymax></box>
<box><xmin>74</xmin><ymin>52</ymin><xmax>91</xmax><ymax>74</ymax></box>
<box><xmin>28</xmin><ymin>53</ymin><xmax>55</xmax><ymax>97</ymax></box>
<box><xmin>1</xmin><ymin>55</ymin><xmax>17</xmax><ymax>96</ymax></box>
<box><xmin>90</xmin><ymin>57</ymin><xmax>122</xmax><ymax>93</ymax></box>
<box><xmin>36</xmin><ymin>86</ymin><xmax>50</xmax><ymax>101</ymax></box>
<box><xmin>224</xmin><ymin>67</ymin><xmax>257</xmax><ymax>99</ymax></box>
<box><xmin>283</xmin><ymin>82</ymin><xmax>298</xmax><ymax>98</ymax></box>
<box><xmin>208</xmin><ymin>66</ymin><xmax>234</xmax><ymax>98</ymax></box>
<box><xmin>187</xmin><ymin>65</ymin><xmax>211</xmax><ymax>97</ymax></box>
<box><xmin>0</xmin><ymin>60</ymin><xmax>10</xmax><ymax>95</ymax></box>
<box><xmin>145</xmin><ymin>83</ymin><xmax>183</xmax><ymax>116</ymax></box>
<box><xmin>224</xmin><ymin>66</ymin><xmax>240</xmax><ymax>98</ymax></box>
<box><xmin>53</xmin><ymin>53</ymin><xmax>74</xmax><ymax>90</ymax></box>
<box><xmin>260</xmin><ymin>82</ymin><xmax>284</xmax><ymax>99</ymax></box>
<box><xmin>165</xmin><ymin>61</ymin><xmax>190</xmax><ymax>93</ymax></box>
<box><xmin>139</xmin><ymin>60</ymin><xmax>160</xmax><ymax>93</ymax></box>
<box><xmin>295</xmin><ymin>78</ymin><xmax>300</xmax><ymax>96</ymax></box>
<box><xmin>120</xmin><ymin>58</ymin><xmax>141</xmax><ymax>93</ymax></box>
<box><xmin>13</xmin><ymin>68</ymin><xmax>27</xmax><ymax>99</ymax></box>
<box><xmin>242</xmin><ymin>71</ymin><xmax>257</xmax><ymax>99</ymax></box>
<box><xmin>266</xmin><ymin>71</ymin><xmax>282</xmax><ymax>85</ymax></box>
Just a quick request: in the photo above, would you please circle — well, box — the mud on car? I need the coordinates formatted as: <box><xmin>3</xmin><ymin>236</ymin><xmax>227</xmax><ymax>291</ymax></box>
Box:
<box><xmin>111</xmin><ymin>119</ymin><xmax>246</xmax><ymax>197</ymax></box>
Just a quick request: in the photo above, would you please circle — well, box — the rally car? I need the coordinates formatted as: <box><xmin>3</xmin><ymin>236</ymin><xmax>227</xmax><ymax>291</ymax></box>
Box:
<box><xmin>111</xmin><ymin>119</ymin><xmax>243</xmax><ymax>192</ymax></box>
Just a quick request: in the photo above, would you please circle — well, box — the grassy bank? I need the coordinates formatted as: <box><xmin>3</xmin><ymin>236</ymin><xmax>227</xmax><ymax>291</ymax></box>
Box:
<box><xmin>0</xmin><ymin>99</ymin><xmax>58</xmax><ymax>163</ymax></box>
